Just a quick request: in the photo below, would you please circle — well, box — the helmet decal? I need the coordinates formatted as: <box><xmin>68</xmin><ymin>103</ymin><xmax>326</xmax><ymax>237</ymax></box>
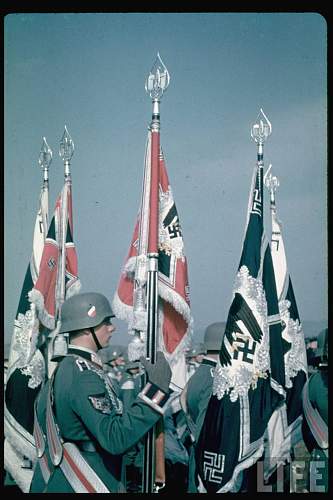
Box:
<box><xmin>88</xmin><ymin>305</ymin><xmax>97</xmax><ymax>318</ymax></box>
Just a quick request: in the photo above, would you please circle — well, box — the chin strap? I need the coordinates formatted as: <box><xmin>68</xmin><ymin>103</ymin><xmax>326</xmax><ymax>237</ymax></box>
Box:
<box><xmin>89</xmin><ymin>327</ymin><xmax>103</xmax><ymax>351</ymax></box>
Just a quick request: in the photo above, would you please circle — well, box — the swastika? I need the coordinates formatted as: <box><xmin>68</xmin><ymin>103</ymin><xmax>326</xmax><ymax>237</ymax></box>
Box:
<box><xmin>232</xmin><ymin>335</ymin><xmax>256</xmax><ymax>364</ymax></box>
<box><xmin>251</xmin><ymin>188</ymin><xmax>262</xmax><ymax>216</ymax></box>
<box><xmin>168</xmin><ymin>222</ymin><xmax>182</xmax><ymax>239</ymax></box>
<box><xmin>48</xmin><ymin>257</ymin><xmax>56</xmax><ymax>269</ymax></box>
<box><xmin>203</xmin><ymin>451</ymin><xmax>225</xmax><ymax>484</ymax></box>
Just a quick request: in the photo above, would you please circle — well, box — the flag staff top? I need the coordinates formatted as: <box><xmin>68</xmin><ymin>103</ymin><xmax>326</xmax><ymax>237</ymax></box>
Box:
<box><xmin>264</xmin><ymin>164</ymin><xmax>280</xmax><ymax>207</ymax></box>
<box><xmin>145</xmin><ymin>52</ymin><xmax>170</xmax><ymax>132</ymax></box>
<box><xmin>38</xmin><ymin>137</ymin><xmax>52</xmax><ymax>238</ymax></box>
<box><xmin>59</xmin><ymin>125</ymin><xmax>74</xmax><ymax>181</ymax></box>
<box><xmin>38</xmin><ymin>136</ymin><xmax>52</xmax><ymax>186</ymax></box>
<box><xmin>251</xmin><ymin>108</ymin><xmax>272</xmax><ymax>162</ymax></box>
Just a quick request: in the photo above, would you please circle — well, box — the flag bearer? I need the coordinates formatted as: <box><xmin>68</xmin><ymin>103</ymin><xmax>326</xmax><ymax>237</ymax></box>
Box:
<box><xmin>30</xmin><ymin>292</ymin><xmax>172</xmax><ymax>493</ymax></box>
<box><xmin>181</xmin><ymin>322</ymin><xmax>224</xmax><ymax>492</ymax></box>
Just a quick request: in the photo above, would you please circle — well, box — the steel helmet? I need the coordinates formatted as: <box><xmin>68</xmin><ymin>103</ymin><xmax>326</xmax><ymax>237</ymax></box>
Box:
<box><xmin>125</xmin><ymin>360</ymin><xmax>141</xmax><ymax>372</ymax></box>
<box><xmin>99</xmin><ymin>345</ymin><xmax>125</xmax><ymax>363</ymax></box>
<box><xmin>204</xmin><ymin>322</ymin><xmax>226</xmax><ymax>352</ymax></box>
<box><xmin>185</xmin><ymin>343</ymin><xmax>206</xmax><ymax>359</ymax></box>
<box><xmin>58</xmin><ymin>292</ymin><xmax>114</xmax><ymax>334</ymax></box>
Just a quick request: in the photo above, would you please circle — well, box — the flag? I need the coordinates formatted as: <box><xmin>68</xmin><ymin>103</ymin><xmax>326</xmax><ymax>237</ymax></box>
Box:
<box><xmin>195</xmin><ymin>162</ymin><xmax>286</xmax><ymax>492</ymax></box>
<box><xmin>112</xmin><ymin>129</ymin><xmax>192</xmax><ymax>389</ymax></box>
<box><xmin>4</xmin><ymin>186</ymin><xmax>48</xmax><ymax>491</ymax></box>
<box><xmin>263</xmin><ymin>190</ymin><xmax>308</xmax><ymax>479</ymax></box>
<box><xmin>29</xmin><ymin>181</ymin><xmax>81</xmax><ymax>330</ymax></box>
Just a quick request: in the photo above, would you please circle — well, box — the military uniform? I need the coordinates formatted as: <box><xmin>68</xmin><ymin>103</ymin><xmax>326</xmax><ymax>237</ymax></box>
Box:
<box><xmin>163</xmin><ymin>390</ymin><xmax>189</xmax><ymax>493</ymax></box>
<box><xmin>302</xmin><ymin>370</ymin><xmax>328</xmax><ymax>492</ymax></box>
<box><xmin>301</xmin><ymin>328</ymin><xmax>328</xmax><ymax>492</ymax></box>
<box><xmin>180</xmin><ymin>356</ymin><xmax>217</xmax><ymax>492</ymax></box>
<box><xmin>30</xmin><ymin>345</ymin><xmax>169</xmax><ymax>493</ymax></box>
<box><xmin>185</xmin><ymin>343</ymin><xmax>207</xmax><ymax>379</ymax></box>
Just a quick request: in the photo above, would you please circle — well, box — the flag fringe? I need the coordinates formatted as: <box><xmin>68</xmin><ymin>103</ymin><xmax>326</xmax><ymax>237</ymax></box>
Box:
<box><xmin>158</xmin><ymin>281</ymin><xmax>192</xmax><ymax>325</ymax></box>
<box><xmin>123</xmin><ymin>256</ymin><xmax>137</xmax><ymax>278</ymax></box>
<box><xmin>66</xmin><ymin>278</ymin><xmax>82</xmax><ymax>299</ymax></box>
<box><xmin>28</xmin><ymin>289</ymin><xmax>55</xmax><ymax>330</ymax></box>
<box><xmin>112</xmin><ymin>290</ymin><xmax>134</xmax><ymax>325</ymax></box>
<box><xmin>120</xmin><ymin>256</ymin><xmax>192</xmax><ymax>326</ymax></box>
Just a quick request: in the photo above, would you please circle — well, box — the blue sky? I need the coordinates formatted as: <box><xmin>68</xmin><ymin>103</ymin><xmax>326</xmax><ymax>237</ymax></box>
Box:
<box><xmin>4</xmin><ymin>13</ymin><xmax>327</xmax><ymax>347</ymax></box>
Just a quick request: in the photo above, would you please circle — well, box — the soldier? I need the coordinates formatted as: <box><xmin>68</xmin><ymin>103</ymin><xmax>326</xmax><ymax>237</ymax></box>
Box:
<box><xmin>301</xmin><ymin>328</ymin><xmax>328</xmax><ymax>492</ymax></box>
<box><xmin>30</xmin><ymin>292</ymin><xmax>172</xmax><ymax>493</ymax></box>
<box><xmin>305</xmin><ymin>337</ymin><xmax>318</xmax><ymax>374</ymax></box>
<box><xmin>163</xmin><ymin>389</ymin><xmax>190</xmax><ymax>494</ymax></box>
<box><xmin>99</xmin><ymin>344</ymin><xmax>127</xmax><ymax>384</ymax></box>
<box><xmin>180</xmin><ymin>322</ymin><xmax>224</xmax><ymax>492</ymax></box>
<box><xmin>185</xmin><ymin>342</ymin><xmax>207</xmax><ymax>379</ymax></box>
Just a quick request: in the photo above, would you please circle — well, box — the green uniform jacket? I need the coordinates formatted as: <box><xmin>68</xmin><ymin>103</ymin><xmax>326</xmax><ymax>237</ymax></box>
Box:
<box><xmin>30</xmin><ymin>346</ymin><xmax>165</xmax><ymax>493</ymax></box>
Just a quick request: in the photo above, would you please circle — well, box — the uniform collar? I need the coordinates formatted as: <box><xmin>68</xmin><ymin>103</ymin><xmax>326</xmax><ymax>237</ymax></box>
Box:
<box><xmin>68</xmin><ymin>344</ymin><xmax>103</xmax><ymax>368</ymax></box>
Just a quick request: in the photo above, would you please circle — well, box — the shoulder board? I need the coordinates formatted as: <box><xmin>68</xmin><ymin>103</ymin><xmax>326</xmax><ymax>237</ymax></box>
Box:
<box><xmin>75</xmin><ymin>358</ymin><xmax>92</xmax><ymax>372</ymax></box>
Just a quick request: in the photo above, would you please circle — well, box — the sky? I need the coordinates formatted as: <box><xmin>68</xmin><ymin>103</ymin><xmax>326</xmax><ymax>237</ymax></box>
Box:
<box><xmin>4</xmin><ymin>12</ymin><xmax>327</xmax><ymax>349</ymax></box>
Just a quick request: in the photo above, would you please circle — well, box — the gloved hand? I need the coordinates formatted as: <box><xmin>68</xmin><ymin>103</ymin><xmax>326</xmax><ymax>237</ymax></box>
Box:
<box><xmin>140</xmin><ymin>351</ymin><xmax>171</xmax><ymax>394</ymax></box>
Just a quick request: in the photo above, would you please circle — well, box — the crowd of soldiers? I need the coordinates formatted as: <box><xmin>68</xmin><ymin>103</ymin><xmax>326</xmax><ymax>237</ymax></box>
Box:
<box><xmin>4</xmin><ymin>292</ymin><xmax>328</xmax><ymax>493</ymax></box>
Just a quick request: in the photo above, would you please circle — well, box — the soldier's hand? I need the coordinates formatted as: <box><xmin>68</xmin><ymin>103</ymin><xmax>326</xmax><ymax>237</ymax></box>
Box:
<box><xmin>140</xmin><ymin>351</ymin><xmax>171</xmax><ymax>394</ymax></box>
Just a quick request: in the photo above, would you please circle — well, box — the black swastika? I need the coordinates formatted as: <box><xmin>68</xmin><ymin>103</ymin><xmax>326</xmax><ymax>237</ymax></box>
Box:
<box><xmin>233</xmin><ymin>335</ymin><xmax>256</xmax><ymax>364</ymax></box>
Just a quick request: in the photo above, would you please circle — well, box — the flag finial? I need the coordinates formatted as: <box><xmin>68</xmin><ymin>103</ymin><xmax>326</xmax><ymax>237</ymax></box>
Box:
<box><xmin>39</xmin><ymin>137</ymin><xmax>52</xmax><ymax>183</ymax></box>
<box><xmin>145</xmin><ymin>53</ymin><xmax>170</xmax><ymax>101</ymax></box>
<box><xmin>251</xmin><ymin>108</ymin><xmax>272</xmax><ymax>157</ymax></box>
<box><xmin>59</xmin><ymin>125</ymin><xmax>74</xmax><ymax>178</ymax></box>
<box><xmin>264</xmin><ymin>164</ymin><xmax>279</xmax><ymax>203</ymax></box>
<box><xmin>145</xmin><ymin>53</ymin><xmax>170</xmax><ymax>125</ymax></box>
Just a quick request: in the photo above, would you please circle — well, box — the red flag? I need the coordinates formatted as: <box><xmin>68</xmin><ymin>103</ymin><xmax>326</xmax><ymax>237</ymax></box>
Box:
<box><xmin>29</xmin><ymin>182</ymin><xmax>80</xmax><ymax>330</ymax></box>
<box><xmin>113</xmin><ymin>130</ymin><xmax>192</xmax><ymax>386</ymax></box>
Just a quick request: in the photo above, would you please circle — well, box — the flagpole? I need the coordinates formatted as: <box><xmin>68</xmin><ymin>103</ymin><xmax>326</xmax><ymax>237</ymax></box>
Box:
<box><xmin>142</xmin><ymin>53</ymin><xmax>170</xmax><ymax>494</ymax></box>
<box><xmin>59</xmin><ymin>125</ymin><xmax>74</xmax><ymax>308</ymax></box>
<box><xmin>38</xmin><ymin>137</ymin><xmax>52</xmax><ymax>373</ymax></box>
<box><xmin>53</xmin><ymin>126</ymin><xmax>74</xmax><ymax>357</ymax></box>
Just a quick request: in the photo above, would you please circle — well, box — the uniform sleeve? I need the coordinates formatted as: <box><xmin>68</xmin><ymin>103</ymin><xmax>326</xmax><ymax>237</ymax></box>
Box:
<box><xmin>69</xmin><ymin>367</ymin><xmax>165</xmax><ymax>455</ymax></box>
